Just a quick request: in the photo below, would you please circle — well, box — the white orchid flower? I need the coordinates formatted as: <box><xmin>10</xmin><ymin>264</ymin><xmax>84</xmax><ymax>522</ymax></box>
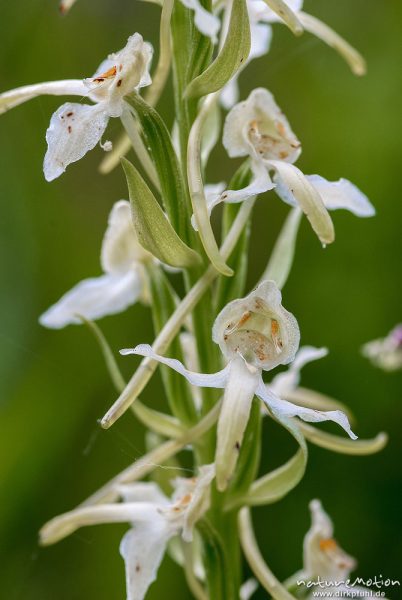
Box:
<box><xmin>219</xmin><ymin>88</ymin><xmax>374</xmax><ymax>243</ymax></box>
<box><xmin>0</xmin><ymin>33</ymin><xmax>152</xmax><ymax>181</ymax></box>
<box><xmin>40</xmin><ymin>466</ymin><xmax>215</xmax><ymax>600</ymax></box>
<box><xmin>362</xmin><ymin>324</ymin><xmax>402</xmax><ymax>372</ymax></box>
<box><xmin>121</xmin><ymin>281</ymin><xmax>356</xmax><ymax>491</ymax></box>
<box><xmin>40</xmin><ymin>200</ymin><xmax>152</xmax><ymax>329</ymax></box>
<box><xmin>293</xmin><ymin>500</ymin><xmax>383</xmax><ymax>599</ymax></box>
<box><xmin>303</xmin><ymin>500</ymin><xmax>357</xmax><ymax>582</ymax></box>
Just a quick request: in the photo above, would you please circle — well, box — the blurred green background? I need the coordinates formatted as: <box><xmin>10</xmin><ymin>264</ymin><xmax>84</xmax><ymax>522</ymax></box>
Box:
<box><xmin>1</xmin><ymin>0</ymin><xmax>401</xmax><ymax>598</ymax></box>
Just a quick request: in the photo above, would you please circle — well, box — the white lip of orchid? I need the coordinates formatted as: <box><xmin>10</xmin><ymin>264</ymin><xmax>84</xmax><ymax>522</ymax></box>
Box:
<box><xmin>212</xmin><ymin>280</ymin><xmax>300</xmax><ymax>371</ymax></box>
<box><xmin>304</xmin><ymin>500</ymin><xmax>357</xmax><ymax>581</ymax></box>
<box><xmin>39</xmin><ymin>200</ymin><xmax>151</xmax><ymax>329</ymax></box>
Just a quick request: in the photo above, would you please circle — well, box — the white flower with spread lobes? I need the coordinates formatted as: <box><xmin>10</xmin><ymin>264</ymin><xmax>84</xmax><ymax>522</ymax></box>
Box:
<box><xmin>40</xmin><ymin>200</ymin><xmax>151</xmax><ymax>328</ymax></box>
<box><xmin>362</xmin><ymin>324</ymin><xmax>402</xmax><ymax>372</ymax></box>
<box><xmin>214</xmin><ymin>88</ymin><xmax>374</xmax><ymax>244</ymax></box>
<box><xmin>0</xmin><ymin>33</ymin><xmax>152</xmax><ymax>180</ymax></box>
<box><xmin>122</xmin><ymin>281</ymin><xmax>356</xmax><ymax>491</ymax></box>
<box><xmin>40</xmin><ymin>465</ymin><xmax>215</xmax><ymax>600</ymax></box>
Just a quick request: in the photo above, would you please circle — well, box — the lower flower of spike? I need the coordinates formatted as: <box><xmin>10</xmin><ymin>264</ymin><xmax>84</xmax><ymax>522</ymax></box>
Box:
<box><xmin>121</xmin><ymin>281</ymin><xmax>356</xmax><ymax>492</ymax></box>
<box><xmin>40</xmin><ymin>467</ymin><xmax>215</xmax><ymax>600</ymax></box>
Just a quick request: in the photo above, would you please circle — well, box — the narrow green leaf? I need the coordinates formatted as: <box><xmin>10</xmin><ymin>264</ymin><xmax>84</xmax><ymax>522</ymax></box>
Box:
<box><xmin>122</xmin><ymin>157</ymin><xmax>201</xmax><ymax>269</ymax></box>
<box><xmin>246</xmin><ymin>448</ymin><xmax>306</xmax><ymax>506</ymax></box>
<box><xmin>215</xmin><ymin>162</ymin><xmax>252</xmax><ymax>312</ymax></box>
<box><xmin>185</xmin><ymin>0</ymin><xmax>251</xmax><ymax>99</ymax></box>
<box><xmin>259</xmin><ymin>207</ymin><xmax>302</xmax><ymax>290</ymax></box>
<box><xmin>124</xmin><ymin>93</ymin><xmax>191</xmax><ymax>243</ymax></box>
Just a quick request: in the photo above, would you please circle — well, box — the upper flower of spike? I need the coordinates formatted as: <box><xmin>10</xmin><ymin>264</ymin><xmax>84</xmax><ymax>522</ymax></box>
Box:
<box><xmin>216</xmin><ymin>88</ymin><xmax>374</xmax><ymax>243</ymax></box>
<box><xmin>0</xmin><ymin>33</ymin><xmax>152</xmax><ymax>181</ymax></box>
<box><xmin>39</xmin><ymin>200</ymin><xmax>152</xmax><ymax>328</ymax></box>
<box><xmin>362</xmin><ymin>324</ymin><xmax>402</xmax><ymax>371</ymax></box>
<box><xmin>212</xmin><ymin>280</ymin><xmax>300</xmax><ymax>370</ymax></box>
<box><xmin>40</xmin><ymin>466</ymin><xmax>215</xmax><ymax>600</ymax></box>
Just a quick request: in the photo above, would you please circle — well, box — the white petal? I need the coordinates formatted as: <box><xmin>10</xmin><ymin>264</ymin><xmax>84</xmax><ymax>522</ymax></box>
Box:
<box><xmin>215</xmin><ymin>357</ymin><xmax>260</xmax><ymax>491</ymax></box>
<box><xmin>0</xmin><ymin>80</ymin><xmax>89</xmax><ymax>115</ymax></box>
<box><xmin>120</xmin><ymin>344</ymin><xmax>231</xmax><ymax>388</ymax></box>
<box><xmin>179</xmin><ymin>0</ymin><xmax>220</xmax><ymax>42</ymax></box>
<box><xmin>271</xmin><ymin>345</ymin><xmax>328</xmax><ymax>395</ymax></box>
<box><xmin>219</xmin><ymin>158</ymin><xmax>274</xmax><ymax>204</ymax></box>
<box><xmin>40</xmin><ymin>502</ymin><xmax>161</xmax><ymax>546</ymax></box>
<box><xmin>240</xmin><ymin>578</ymin><xmax>258</xmax><ymax>600</ymax></box>
<box><xmin>270</xmin><ymin>161</ymin><xmax>335</xmax><ymax>245</ymax></box>
<box><xmin>257</xmin><ymin>381</ymin><xmax>357</xmax><ymax>439</ymax></box>
<box><xmin>43</xmin><ymin>101</ymin><xmax>109</xmax><ymax>181</ymax></box>
<box><xmin>250</xmin><ymin>22</ymin><xmax>273</xmax><ymax>59</ymax></box>
<box><xmin>39</xmin><ymin>270</ymin><xmax>143</xmax><ymax>329</ymax></box>
<box><xmin>220</xmin><ymin>77</ymin><xmax>240</xmax><ymax>111</ymax></box>
<box><xmin>249</xmin><ymin>0</ymin><xmax>303</xmax><ymax>25</ymax></box>
<box><xmin>117</xmin><ymin>482</ymin><xmax>169</xmax><ymax>505</ymax></box>
<box><xmin>306</xmin><ymin>175</ymin><xmax>375</xmax><ymax>217</ymax></box>
<box><xmin>120</xmin><ymin>523</ymin><xmax>171</xmax><ymax>600</ymax></box>
<box><xmin>101</xmin><ymin>200</ymin><xmax>150</xmax><ymax>273</ymax></box>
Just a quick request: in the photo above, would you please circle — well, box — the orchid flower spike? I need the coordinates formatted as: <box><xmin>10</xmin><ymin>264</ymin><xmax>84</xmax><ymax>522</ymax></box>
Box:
<box><xmin>216</xmin><ymin>88</ymin><xmax>374</xmax><ymax>243</ymax></box>
<box><xmin>362</xmin><ymin>324</ymin><xmax>402</xmax><ymax>372</ymax></box>
<box><xmin>40</xmin><ymin>201</ymin><xmax>152</xmax><ymax>329</ymax></box>
<box><xmin>0</xmin><ymin>33</ymin><xmax>152</xmax><ymax>181</ymax></box>
<box><xmin>40</xmin><ymin>466</ymin><xmax>215</xmax><ymax>600</ymax></box>
<box><xmin>122</xmin><ymin>281</ymin><xmax>356</xmax><ymax>491</ymax></box>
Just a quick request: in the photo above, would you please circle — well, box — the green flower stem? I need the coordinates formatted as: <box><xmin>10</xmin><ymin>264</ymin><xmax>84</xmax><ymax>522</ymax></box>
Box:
<box><xmin>239</xmin><ymin>507</ymin><xmax>297</xmax><ymax>600</ymax></box>
<box><xmin>101</xmin><ymin>198</ymin><xmax>255</xmax><ymax>429</ymax></box>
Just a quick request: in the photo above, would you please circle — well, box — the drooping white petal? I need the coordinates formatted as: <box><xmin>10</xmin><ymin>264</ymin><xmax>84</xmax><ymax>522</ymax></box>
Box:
<box><xmin>219</xmin><ymin>158</ymin><xmax>274</xmax><ymax>204</ymax></box>
<box><xmin>43</xmin><ymin>101</ymin><xmax>109</xmax><ymax>181</ymax></box>
<box><xmin>306</xmin><ymin>175</ymin><xmax>375</xmax><ymax>217</ymax></box>
<box><xmin>0</xmin><ymin>79</ymin><xmax>89</xmax><ymax>115</ymax></box>
<box><xmin>120</xmin><ymin>344</ymin><xmax>231</xmax><ymax>389</ymax></box>
<box><xmin>120</xmin><ymin>522</ymin><xmax>172</xmax><ymax>600</ymax></box>
<box><xmin>179</xmin><ymin>0</ymin><xmax>221</xmax><ymax>42</ymax></box>
<box><xmin>39</xmin><ymin>270</ymin><xmax>143</xmax><ymax>329</ymax></box>
<box><xmin>257</xmin><ymin>380</ymin><xmax>357</xmax><ymax>439</ymax></box>
<box><xmin>303</xmin><ymin>500</ymin><xmax>357</xmax><ymax>582</ymax></box>
<box><xmin>215</xmin><ymin>357</ymin><xmax>260</xmax><ymax>491</ymax></box>
<box><xmin>271</xmin><ymin>346</ymin><xmax>328</xmax><ymax>396</ymax></box>
<box><xmin>101</xmin><ymin>200</ymin><xmax>151</xmax><ymax>274</ymax></box>
<box><xmin>269</xmin><ymin>161</ymin><xmax>335</xmax><ymax>245</ymax></box>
